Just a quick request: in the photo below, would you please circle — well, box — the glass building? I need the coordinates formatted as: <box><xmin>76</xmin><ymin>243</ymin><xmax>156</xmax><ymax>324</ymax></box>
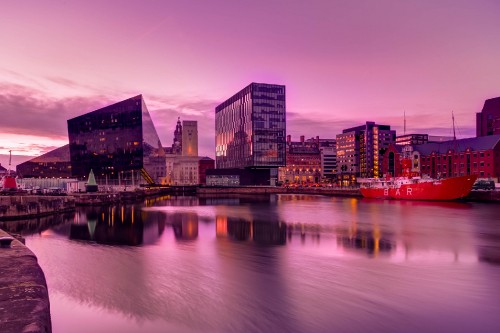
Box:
<box><xmin>215</xmin><ymin>83</ymin><xmax>286</xmax><ymax>170</ymax></box>
<box><xmin>67</xmin><ymin>95</ymin><xmax>166</xmax><ymax>184</ymax></box>
<box><xmin>16</xmin><ymin>144</ymin><xmax>72</xmax><ymax>178</ymax></box>
<box><xmin>337</xmin><ymin>122</ymin><xmax>395</xmax><ymax>179</ymax></box>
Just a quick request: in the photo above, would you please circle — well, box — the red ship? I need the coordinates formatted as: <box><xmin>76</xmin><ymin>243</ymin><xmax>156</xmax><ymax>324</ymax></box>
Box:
<box><xmin>359</xmin><ymin>174</ymin><xmax>477</xmax><ymax>201</ymax></box>
<box><xmin>1</xmin><ymin>175</ymin><xmax>18</xmax><ymax>192</ymax></box>
<box><xmin>359</xmin><ymin>145</ymin><xmax>477</xmax><ymax>201</ymax></box>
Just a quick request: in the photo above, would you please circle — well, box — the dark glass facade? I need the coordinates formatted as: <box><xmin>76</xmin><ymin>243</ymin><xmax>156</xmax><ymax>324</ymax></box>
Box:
<box><xmin>215</xmin><ymin>83</ymin><xmax>286</xmax><ymax>169</ymax></box>
<box><xmin>67</xmin><ymin>95</ymin><xmax>166</xmax><ymax>184</ymax></box>
<box><xmin>16</xmin><ymin>144</ymin><xmax>72</xmax><ymax>178</ymax></box>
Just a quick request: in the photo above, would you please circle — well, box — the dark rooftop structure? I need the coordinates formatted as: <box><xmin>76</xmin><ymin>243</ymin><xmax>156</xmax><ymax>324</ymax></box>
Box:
<box><xmin>16</xmin><ymin>145</ymin><xmax>71</xmax><ymax>178</ymax></box>
<box><xmin>415</xmin><ymin>135</ymin><xmax>500</xmax><ymax>155</ymax></box>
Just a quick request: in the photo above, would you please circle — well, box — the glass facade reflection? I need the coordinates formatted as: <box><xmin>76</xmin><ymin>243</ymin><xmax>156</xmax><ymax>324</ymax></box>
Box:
<box><xmin>215</xmin><ymin>83</ymin><xmax>286</xmax><ymax>169</ymax></box>
<box><xmin>67</xmin><ymin>95</ymin><xmax>166</xmax><ymax>184</ymax></box>
<box><xmin>16</xmin><ymin>144</ymin><xmax>72</xmax><ymax>178</ymax></box>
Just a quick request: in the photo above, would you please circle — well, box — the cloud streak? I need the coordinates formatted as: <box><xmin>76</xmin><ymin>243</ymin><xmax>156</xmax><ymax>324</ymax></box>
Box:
<box><xmin>0</xmin><ymin>80</ymin><xmax>479</xmax><ymax>168</ymax></box>
<box><xmin>0</xmin><ymin>82</ymin><xmax>219</xmax><ymax>158</ymax></box>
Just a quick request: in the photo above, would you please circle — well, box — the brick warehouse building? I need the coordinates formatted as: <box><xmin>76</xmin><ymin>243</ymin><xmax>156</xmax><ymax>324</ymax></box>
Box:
<box><xmin>477</xmin><ymin>96</ymin><xmax>500</xmax><ymax>137</ymax></box>
<box><xmin>382</xmin><ymin>135</ymin><xmax>500</xmax><ymax>180</ymax></box>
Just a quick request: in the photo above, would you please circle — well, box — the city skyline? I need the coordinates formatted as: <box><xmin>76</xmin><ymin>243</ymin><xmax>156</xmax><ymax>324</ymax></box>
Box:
<box><xmin>2</xmin><ymin>0</ymin><xmax>500</xmax><ymax>168</ymax></box>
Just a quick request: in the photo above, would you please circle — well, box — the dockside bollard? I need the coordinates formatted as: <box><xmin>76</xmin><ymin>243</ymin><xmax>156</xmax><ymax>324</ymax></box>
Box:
<box><xmin>0</xmin><ymin>236</ymin><xmax>14</xmax><ymax>248</ymax></box>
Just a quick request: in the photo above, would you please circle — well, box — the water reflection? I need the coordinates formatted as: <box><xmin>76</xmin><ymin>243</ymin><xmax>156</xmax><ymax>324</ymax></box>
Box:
<box><xmin>69</xmin><ymin>205</ymin><xmax>165</xmax><ymax>246</ymax></box>
<box><xmin>170</xmin><ymin>212</ymin><xmax>199</xmax><ymax>240</ymax></box>
<box><xmin>336</xmin><ymin>227</ymin><xmax>394</xmax><ymax>256</ymax></box>
<box><xmin>20</xmin><ymin>195</ymin><xmax>500</xmax><ymax>333</ymax></box>
<box><xmin>215</xmin><ymin>217</ymin><xmax>287</xmax><ymax>245</ymax></box>
<box><xmin>0</xmin><ymin>212</ymin><xmax>73</xmax><ymax>235</ymax></box>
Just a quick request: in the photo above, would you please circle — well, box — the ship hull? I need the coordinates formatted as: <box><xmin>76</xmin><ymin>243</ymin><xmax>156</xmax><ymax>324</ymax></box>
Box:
<box><xmin>361</xmin><ymin>175</ymin><xmax>477</xmax><ymax>201</ymax></box>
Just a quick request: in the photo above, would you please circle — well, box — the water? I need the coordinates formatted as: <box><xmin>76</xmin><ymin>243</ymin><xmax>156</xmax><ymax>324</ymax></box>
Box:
<box><xmin>8</xmin><ymin>194</ymin><xmax>500</xmax><ymax>332</ymax></box>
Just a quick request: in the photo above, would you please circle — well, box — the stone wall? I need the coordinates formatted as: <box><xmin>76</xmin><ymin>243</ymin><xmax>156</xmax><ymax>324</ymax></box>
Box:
<box><xmin>197</xmin><ymin>186</ymin><xmax>362</xmax><ymax>197</ymax></box>
<box><xmin>0</xmin><ymin>229</ymin><xmax>52</xmax><ymax>332</ymax></box>
<box><xmin>0</xmin><ymin>196</ymin><xmax>75</xmax><ymax>220</ymax></box>
<box><xmin>466</xmin><ymin>190</ymin><xmax>500</xmax><ymax>202</ymax></box>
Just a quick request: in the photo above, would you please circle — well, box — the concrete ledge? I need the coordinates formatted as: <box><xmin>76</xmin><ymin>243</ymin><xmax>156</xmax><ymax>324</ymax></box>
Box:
<box><xmin>0</xmin><ymin>196</ymin><xmax>75</xmax><ymax>221</ymax></box>
<box><xmin>0</xmin><ymin>229</ymin><xmax>51</xmax><ymax>333</ymax></box>
<box><xmin>197</xmin><ymin>186</ymin><xmax>362</xmax><ymax>197</ymax></box>
<box><xmin>466</xmin><ymin>190</ymin><xmax>500</xmax><ymax>202</ymax></box>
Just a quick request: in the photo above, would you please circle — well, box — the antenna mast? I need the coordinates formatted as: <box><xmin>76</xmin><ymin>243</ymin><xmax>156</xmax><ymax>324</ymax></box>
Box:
<box><xmin>404</xmin><ymin>111</ymin><xmax>406</xmax><ymax>135</ymax></box>
<box><xmin>452</xmin><ymin>111</ymin><xmax>456</xmax><ymax>141</ymax></box>
<box><xmin>8</xmin><ymin>150</ymin><xmax>11</xmax><ymax>176</ymax></box>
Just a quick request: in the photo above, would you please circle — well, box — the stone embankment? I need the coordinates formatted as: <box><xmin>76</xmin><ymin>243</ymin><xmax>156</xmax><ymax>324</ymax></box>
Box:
<box><xmin>197</xmin><ymin>186</ymin><xmax>500</xmax><ymax>202</ymax></box>
<box><xmin>197</xmin><ymin>186</ymin><xmax>362</xmax><ymax>197</ymax></box>
<box><xmin>72</xmin><ymin>187</ymin><xmax>174</xmax><ymax>205</ymax></box>
<box><xmin>0</xmin><ymin>229</ymin><xmax>51</xmax><ymax>333</ymax></box>
<box><xmin>0</xmin><ymin>196</ymin><xmax>75</xmax><ymax>221</ymax></box>
<box><xmin>466</xmin><ymin>190</ymin><xmax>500</xmax><ymax>202</ymax></box>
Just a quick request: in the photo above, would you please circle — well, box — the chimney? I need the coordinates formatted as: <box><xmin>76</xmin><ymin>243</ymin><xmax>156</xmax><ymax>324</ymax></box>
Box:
<box><xmin>300</xmin><ymin>135</ymin><xmax>305</xmax><ymax>144</ymax></box>
<box><xmin>287</xmin><ymin>135</ymin><xmax>291</xmax><ymax>143</ymax></box>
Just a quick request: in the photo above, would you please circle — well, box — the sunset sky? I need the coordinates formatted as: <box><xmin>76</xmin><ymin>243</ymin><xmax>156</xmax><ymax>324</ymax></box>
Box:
<box><xmin>1</xmin><ymin>0</ymin><xmax>500</xmax><ymax>168</ymax></box>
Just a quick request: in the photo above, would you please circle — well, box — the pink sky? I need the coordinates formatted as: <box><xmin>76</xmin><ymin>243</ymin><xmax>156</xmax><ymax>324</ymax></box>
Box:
<box><xmin>1</xmin><ymin>0</ymin><xmax>500</xmax><ymax>167</ymax></box>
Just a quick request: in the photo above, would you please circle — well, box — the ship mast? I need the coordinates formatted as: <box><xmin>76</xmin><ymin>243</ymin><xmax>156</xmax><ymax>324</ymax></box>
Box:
<box><xmin>404</xmin><ymin>111</ymin><xmax>406</xmax><ymax>136</ymax></box>
<box><xmin>8</xmin><ymin>150</ymin><xmax>11</xmax><ymax>176</ymax></box>
<box><xmin>452</xmin><ymin>111</ymin><xmax>456</xmax><ymax>141</ymax></box>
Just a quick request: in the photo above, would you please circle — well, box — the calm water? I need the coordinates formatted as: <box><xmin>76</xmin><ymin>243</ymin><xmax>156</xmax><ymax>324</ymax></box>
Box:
<box><xmin>8</xmin><ymin>194</ymin><xmax>500</xmax><ymax>333</ymax></box>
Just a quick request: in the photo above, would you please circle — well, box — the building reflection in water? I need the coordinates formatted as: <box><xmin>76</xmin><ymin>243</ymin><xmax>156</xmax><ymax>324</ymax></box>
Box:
<box><xmin>0</xmin><ymin>212</ymin><xmax>74</xmax><ymax>235</ymax></box>
<box><xmin>215</xmin><ymin>202</ymin><xmax>287</xmax><ymax>245</ymax></box>
<box><xmin>336</xmin><ymin>227</ymin><xmax>394</xmax><ymax>256</ymax></box>
<box><xmin>168</xmin><ymin>212</ymin><xmax>199</xmax><ymax>240</ymax></box>
<box><xmin>70</xmin><ymin>205</ymin><xmax>165</xmax><ymax>246</ymax></box>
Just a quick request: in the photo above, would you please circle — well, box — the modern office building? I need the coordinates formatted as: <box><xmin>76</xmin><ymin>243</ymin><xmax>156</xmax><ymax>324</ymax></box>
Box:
<box><xmin>215</xmin><ymin>82</ymin><xmax>286</xmax><ymax>185</ymax></box>
<box><xmin>67</xmin><ymin>95</ymin><xmax>166</xmax><ymax>185</ymax></box>
<box><xmin>477</xmin><ymin>96</ymin><xmax>500</xmax><ymax>137</ymax></box>
<box><xmin>16</xmin><ymin>145</ymin><xmax>72</xmax><ymax>178</ymax></box>
<box><xmin>320</xmin><ymin>145</ymin><xmax>337</xmax><ymax>180</ymax></box>
<box><xmin>396</xmin><ymin>134</ymin><xmax>429</xmax><ymax>146</ymax></box>
<box><xmin>337</xmin><ymin>121</ymin><xmax>395</xmax><ymax>179</ymax></box>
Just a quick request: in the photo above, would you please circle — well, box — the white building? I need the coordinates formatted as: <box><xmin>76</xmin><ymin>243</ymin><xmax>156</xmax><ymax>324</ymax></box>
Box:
<box><xmin>182</xmin><ymin>121</ymin><xmax>198</xmax><ymax>157</ymax></box>
<box><xmin>320</xmin><ymin>146</ymin><xmax>337</xmax><ymax>180</ymax></box>
<box><xmin>165</xmin><ymin>120</ymin><xmax>201</xmax><ymax>185</ymax></box>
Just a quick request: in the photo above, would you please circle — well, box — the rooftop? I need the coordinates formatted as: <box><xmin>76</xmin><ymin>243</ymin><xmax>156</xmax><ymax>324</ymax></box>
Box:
<box><xmin>415</xmin><ymin>135</ymin><xmax>500</xmax><ymax>155</ymax></box>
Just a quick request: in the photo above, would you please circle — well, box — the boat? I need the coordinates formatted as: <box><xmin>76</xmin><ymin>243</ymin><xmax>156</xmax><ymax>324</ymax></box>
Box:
<box><xmin>1</xmin><ymin>175</ymin><xmax>18</xmax><ymax>192</ymax></box>
<box><xmin>359</xmin><ymin>174</ymin><xmax>477</xmax><ymax>201</ymax></box>
<box><xmin>359</xmin><ymin>142</ymin><xmax>477</xmax><ymax>201</ymax></box>
<box><xmin>1</xmin><ymin>150</ymin><xmax>18</xmax><ymax>192</ymax></box>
